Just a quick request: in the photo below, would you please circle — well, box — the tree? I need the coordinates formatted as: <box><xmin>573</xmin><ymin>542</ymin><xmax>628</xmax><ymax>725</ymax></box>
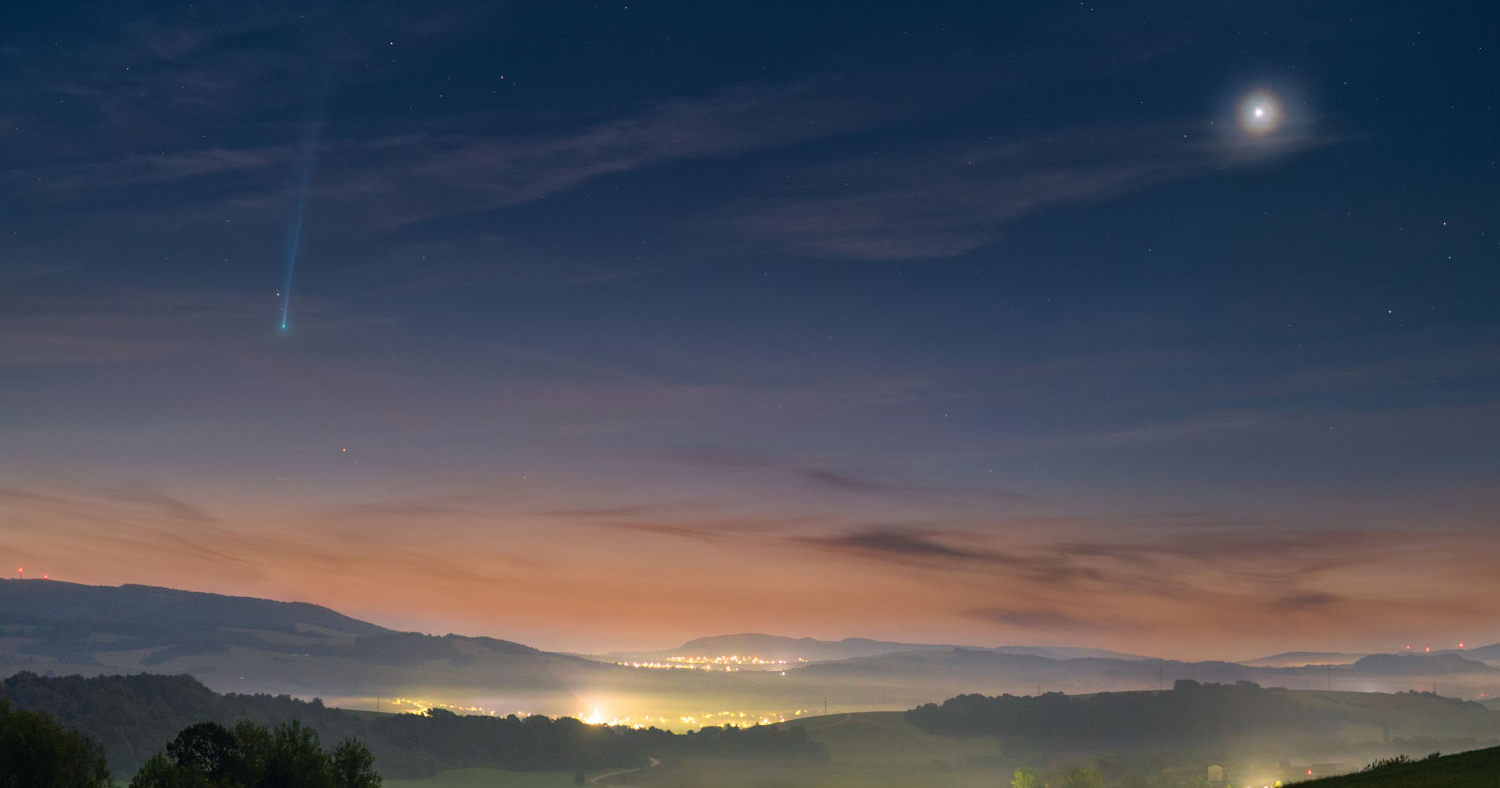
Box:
<box><xmin>1010</xmin><ymin>767</ymin><xmax>1040</xmax><ymax>788</ymax></box>
<box><xmin>0</xmin><ymin>698</ymin><xmax>112</xmax><ymax>788</ymax></box>
<box><xmin>330</xmin><ymin>739</ymin><xmax>381</xmax><ymax>788</ymax></box>
<box><xmin>166</xmin><ymin>722</ymin><xmax>237</xmax><ymax>783</ymax></box>
<box><xmin>129</xmin><ymin>719</ymin><xmax>380</xmax><ymax>788</ymax></box>
<box><xmin>1062</xmin><ymin>765</ymin><xmax>1103</xmax><ymax>788</ymax></box>
<box><xmin>263</xmin><ymin>720</ymin><xmax>330</xmax><ymax>788</ymax></box>
<box><xmin>128</xmin><ymin>753</ymin><xmax>209</xmax><ymax>788</ymax></box>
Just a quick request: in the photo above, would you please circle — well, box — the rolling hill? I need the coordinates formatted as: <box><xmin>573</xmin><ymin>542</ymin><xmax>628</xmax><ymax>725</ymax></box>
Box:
<box><xmin>1437</xmin><ymin>642</ymin><xmax>1500</xmax><ymax>666</ymax></box>
<box><xmin>601</xmin><ymin>633</ymin><xmax>1147</xmax><ymax>665</ymax></box>
<box><xmin>0</xmin><ymin>671</ymin><xmax>822</xmax><ymax>778</ymax></box>
<box><xmin>792</xmin><ymin>647</ymin><xmax>1499</xmax><ymax>702</ymax></box>
<box><xmin>1295</xmin><ymin>746</ymin><xmax>1500</xmax><ymax>788</ymax></box>
<box><xmin>8</xmin><ymin>669</ymin><xmax>1500</xmax><ymax>787</ymax></box>
<box><xmin>1243</xmin><ymin>651</ymin><xmax>1368</xmax><ymax>668</ymax></box>
<box><xmin>6</xmin><ymin>579</ymin><xmax>1500</xmax><ymax>728</ymax></box>
<box><xmin>0</xmin><ymin>579</ymin><xmax>592</xmax><ymax>714</ymax></box>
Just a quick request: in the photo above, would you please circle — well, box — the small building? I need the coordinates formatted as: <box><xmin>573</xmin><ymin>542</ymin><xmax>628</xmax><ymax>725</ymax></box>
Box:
<box><xmin>1207</xmin><ymin>765</ymin><xmax>1224</xmax><ymax>782</ymax></box>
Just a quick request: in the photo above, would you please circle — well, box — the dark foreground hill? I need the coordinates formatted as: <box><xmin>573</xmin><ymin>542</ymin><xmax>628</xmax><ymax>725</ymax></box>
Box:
<box><xmin>1295</xmin><ymin>746</ymin><xmax>1500</xmax><ymax>788</ymax></box>
<box><xmin>906</xmin><ymin>680</ymin><xmax>1500</xmax><ymax>754</ymax></box>
<box><xmin>9</xmin><ymin>669</ymin><xmax>1500</xmax><ymax>787</ymax></box>
<box><xmin>0</xmin><ymin>672</ymin><xmax>823</xmax><ymax>778</ymax></box>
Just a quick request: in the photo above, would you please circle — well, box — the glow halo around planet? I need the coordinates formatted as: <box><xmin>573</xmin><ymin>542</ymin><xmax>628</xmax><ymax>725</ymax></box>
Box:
<box><xmin>1237</xmin><ymin>90</ymin><xmax>1282</xmax><ymax>135</ymax></box>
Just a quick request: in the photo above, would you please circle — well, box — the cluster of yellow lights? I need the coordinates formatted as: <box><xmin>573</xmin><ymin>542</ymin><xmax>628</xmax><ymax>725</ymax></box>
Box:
<box><xmin>389</xmin><ymin>696</ymin><xmax>814</xmax><ymax>731</ymax></box>
<box><xmin>578</xmin><ymin>709</ymin><xmax>681</xmax><ymax>728</ymax></box>
<box><xmin>577</xmin><ymin>707</ymin><xmax>817</xmax><ymax>729</ymax></box>
<box><xmin>385</xmin><ymin>697</ymin><xmax>530</xmax><ymax>718</ymax></box>
<box><xmin>616</xmin><ymin>654</ymin><xmax>807</xmax><ymax>671</ymax></box>
<box><xmin>614</xmin><ymin>660</ymin><xmax>738</xmax><ymax>671</ymax></box>
<box><xmin>676</xmin><ymin>708</ymin><xmax>815</xmax><ymax>727</ymax></box>
<box><xmin>669</xmin><ymin>654</ymin><xmax>804</xmax><ymax>666</ymax></box>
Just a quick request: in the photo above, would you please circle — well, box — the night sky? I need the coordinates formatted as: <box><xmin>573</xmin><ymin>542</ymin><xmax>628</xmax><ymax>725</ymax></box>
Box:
<box><xmin>3</xmin><ymin>1</ymin><xmax>1498</xmax><ymax>659</ymax></box>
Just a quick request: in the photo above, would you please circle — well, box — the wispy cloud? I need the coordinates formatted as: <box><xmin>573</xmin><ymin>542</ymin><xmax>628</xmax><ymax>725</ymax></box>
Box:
<box><xmin>731</xmin><ymin>122</ymin><xmax>1330</xmax><ymax>260</ymax></box>
<box><xmin>970</xmin><ymin>606</ymin><xmax>1121</xmax><ymax>633</ymax></box>
<box><xmin>13</xmin><ymin>75</ymin><xmax>941</xmax><ymax>233</ymax></box>
<box><xmin>801</xmin><ymin>527</ymin><xmax>991</xmax><ymax>561</ymax></box>
<box><xmin>787</xmin><ymin>519</ymin><xmax>1500</xmax><ymax>640</ymax></box>
<box><xmin>96</xmin><ymin>480</ymin><xmax>222</xmax><ymax>525</ymax></box>
<box><xmin>674</xmin><ymin>447</ymin><xmax>1035</xmax><ymax>504</ymax></box>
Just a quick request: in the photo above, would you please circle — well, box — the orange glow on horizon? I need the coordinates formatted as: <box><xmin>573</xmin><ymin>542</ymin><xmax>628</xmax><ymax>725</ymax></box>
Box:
<box><xmin>8</xmin><ymin>476</ymin><xmax>1500</xmax><ymax>660</ymax></box>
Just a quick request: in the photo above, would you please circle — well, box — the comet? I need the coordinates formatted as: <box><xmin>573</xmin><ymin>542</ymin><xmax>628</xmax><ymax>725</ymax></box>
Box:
<box><xmin>280</xmin><ymin>83</ymin><xmax>330</xmax><ymax>331</ymax></box>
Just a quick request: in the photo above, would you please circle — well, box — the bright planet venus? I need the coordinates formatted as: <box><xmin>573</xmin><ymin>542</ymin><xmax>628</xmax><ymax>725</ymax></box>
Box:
<box><xmin>1238</xmin><ymin>90</ymin><xmax>1283</xmax><ymax>134</ymax></box>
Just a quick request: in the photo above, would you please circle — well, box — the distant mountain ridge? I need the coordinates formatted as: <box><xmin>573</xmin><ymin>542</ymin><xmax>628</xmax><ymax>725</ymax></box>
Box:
<box><xmin>1242</xmin><ymin>651</ymin><xmax>1369</xmax><ymax>668</ymax></box>
<box><xmin>0</xmin><ymin>578</ymin><xmax>571</xmax><ymax>708</ymax></box>
<box><xmin>603</xmin><ymin>632</ymin><xmax>1150</xmax><ymax>664</ymax></box>
<box><xmin>0</xmin><ymin>580</ymin><xmax>391</xmax><ymax>637</ymax></box>
<box><xmin>6</xmin><ymin>579</ymin><xmax>1500</xmax><ymax>725</ymax></box>
<box><xmin>1352</xmin><ymin>653</ymin><xmax>1498</xmax><ymax>675</ymax></box>
<box><xmin>1438</xmin><ymin>643</ymin><xmax>1500</xmax><ymax>665</ymax></box>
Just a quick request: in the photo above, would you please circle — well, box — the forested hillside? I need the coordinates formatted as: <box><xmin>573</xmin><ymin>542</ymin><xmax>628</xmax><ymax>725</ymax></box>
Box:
<box><xmin>0</xmin><ymin>672</ymin><xmax>824</xmax><ymax>778</ymax></box>
<box><xmin>907</xmin><ymin>680</ymin><xmax>1500</xmax><ymax>754</ymax></box>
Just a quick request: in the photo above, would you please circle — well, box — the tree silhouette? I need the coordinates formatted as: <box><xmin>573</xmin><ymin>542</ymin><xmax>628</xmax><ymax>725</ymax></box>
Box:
<box><xmin>0</xmin><ymin>697</ymin><xmax>111</xmax><ymax>788</ymax></box>
<box><xmin>1062</xmin><ymin>765</ymin><xmax>1103</xmax><ymax>788</ymax></box>
<box><xmin>128</xmin><ymin>719</ymin><xmax>379</xmax><ymax>788</ymax></box>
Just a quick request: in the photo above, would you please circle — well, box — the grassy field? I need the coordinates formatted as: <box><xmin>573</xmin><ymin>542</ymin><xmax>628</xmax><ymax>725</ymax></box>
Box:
<box><xmin>384</xmin><ymin>768</ymin><xmax>584</xmax><ymax>788</ymax></box>
<box><xmin>398</xmin><ymin>745</ymin><xmax>1500</xmax><ymax>788</ymax></box>
<box><xmin>620</xmin><ymin>712</ymin><xmax>1020</xmax><ymax>788</ymax></box>
<box><xmin>1293</xmin><ymin>745</ymin><xmax>1500</xmax><ymax>788</ymax></box>
<box><xmin>377</xmin><ymin>714</ymin><xmax>1022</xmax><ymax>788</ymax></box>
<box><xmin>784</xmin><ymin>711</ymin><xmax>999</xmax><ymax>765</ymax></box>
<box><xmin>625</xmin><ymin>758</ymin><xmax>1017</xmax><ymax>788</ymax></box>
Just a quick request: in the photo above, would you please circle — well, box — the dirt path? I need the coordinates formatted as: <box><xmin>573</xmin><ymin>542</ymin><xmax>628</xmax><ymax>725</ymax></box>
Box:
<box><xmin>589</xmin><ymin>756</ymin><xmax>661</xmax><ymax>785</ymax></box>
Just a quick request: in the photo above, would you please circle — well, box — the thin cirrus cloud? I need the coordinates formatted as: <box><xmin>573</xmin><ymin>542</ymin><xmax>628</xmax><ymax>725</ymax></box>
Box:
<box><xmin>730</xmin><ymin>122</ymin><xmax>1332</xmax><ymax>261</ymax></box>
<box><xmin>671</xmin><ymin>447</ymin><xmax>1037</xmax><ymax>505</ymax></box>
<box><xmin>16</xmin><ymin>63</ymin><xmax>1327</xmax><ymax>268</ymax></box>
<box><xmin>784</xmin><ymin>519</ymin><xmax>1500</xmax><ymax>646</ymax></box>
<box><xmin>15</xmin><ymin>75</ymin><xmax>944</xmax><ymax>232</ymax></box>
<box><xmin>970</xmin><ymin>606</ymin><xmax>1119</xmax><ymax>633</ymax></box>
